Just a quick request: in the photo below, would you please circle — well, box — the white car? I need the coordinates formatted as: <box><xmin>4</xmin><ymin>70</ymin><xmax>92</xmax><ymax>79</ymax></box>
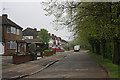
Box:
<box><xmin>74</xmin><ymin>45</ymin><xmax>80</xmax><ymax>52</ymax></box>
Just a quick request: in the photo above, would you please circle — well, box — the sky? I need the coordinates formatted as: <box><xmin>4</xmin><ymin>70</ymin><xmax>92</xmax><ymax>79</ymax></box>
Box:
<box><xmin>0</xmin><ymin>0</ymin><xmax>119</xmax><ymax>41</ymax></box>
<box><xmin>0</xmin><ymin>1</ymin><xmax>73</xmax><ymax>41</ymax></box>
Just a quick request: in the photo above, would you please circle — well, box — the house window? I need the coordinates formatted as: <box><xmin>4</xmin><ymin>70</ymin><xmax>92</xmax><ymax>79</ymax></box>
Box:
<box><xmin>14</xmin><ymin>28</ymin><xmax>16</xmax><ymax>34</ymax></box>
<box><xmin>25</xmin><ymin>36</ymin><xmax>28</xmax><ymax>39</ymax></box>
<box><xmin>11</xmin><ymin>27</ymin><xmax>16</xmax><ymax>34</ymax></box>
<box><xmin>30</xmin><ymin>36</ymin><xmax>33</xmax><ymax>39</ymax></box>
<box><xmin>11</xmin><ymin>27</ymin><xmax>14</xmax><ymax>34</ymax></box>
<box><xmin>7</xmin><ymin>41</ymin><xmax>16</xmax><ymax>49</ymax></box>
<box><xmin>17</xmin><ymin>29</ymin><xmax>20</xmax><ymax>35</ymax></box>
<box><xmin>22</xmin><ymin>36</ymin><xmax>25</xmax><ymax>39</ymax></box>
<box><xmin>24</xmin><ymin>36</ymin><xmax>33</xmax><ymax>39</ymax></box>
<box><xmin>7</xmin><ymin>41</ymin><xmax>10</xmax><ymax>49</ymax></box>
<box><xmin>7</xmin><ymin>27</ymin><xmax>11</xmax><ymax>33</ymax></box>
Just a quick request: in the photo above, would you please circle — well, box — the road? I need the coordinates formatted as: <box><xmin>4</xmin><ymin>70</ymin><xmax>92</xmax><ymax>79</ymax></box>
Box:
<box><xmin>20</xmin><ymin>50</ymin><xmax>109</xmax><ymax>80</ymax></box>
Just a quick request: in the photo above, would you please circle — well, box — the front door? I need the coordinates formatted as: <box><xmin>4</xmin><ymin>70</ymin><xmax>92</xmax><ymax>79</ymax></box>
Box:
<box><xmin>20</xmin><ymin>43</ymin><xmax>24</xmax><ymax>52</ymax></box>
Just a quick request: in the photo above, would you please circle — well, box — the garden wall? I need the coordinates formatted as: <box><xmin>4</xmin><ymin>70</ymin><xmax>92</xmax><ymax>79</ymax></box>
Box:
<box><xmin>13</xmin><ymin>54</ymin><xmax>37</xmax><ymax>64</ymax></box>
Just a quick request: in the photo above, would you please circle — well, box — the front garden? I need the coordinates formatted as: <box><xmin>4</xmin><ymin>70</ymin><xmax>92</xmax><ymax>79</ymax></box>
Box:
<box><xmin>4</xmin><ymin>42</ymin><xmax>69</xmax><ymax>64</ymax></box>
<box><xmin>3</xmin><ymin>43</ymin><xmax>56</xmax><ymax>64</ymax></box>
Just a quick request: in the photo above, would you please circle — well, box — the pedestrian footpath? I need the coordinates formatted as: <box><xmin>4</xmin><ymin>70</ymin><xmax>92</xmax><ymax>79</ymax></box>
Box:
<box><xmin>2</xmin><ymin>53</ymin><xmax>66</xmax><ymax>80</ymax></box>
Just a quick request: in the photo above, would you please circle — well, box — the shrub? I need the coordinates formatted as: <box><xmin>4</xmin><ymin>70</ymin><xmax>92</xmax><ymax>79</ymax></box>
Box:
<box><xmin>8</xmin><ymin>52</ymin><xmax>16</xmax><ymax>55</ymax></box>
<box><xmin>43</xmin><ymin>50</ymin><xmax>55</xmax><ymax>56</ymax></box>
<box><xmin>63</xmin><ymin>46</ymin><xmax>69</xmax><ymax>51</ymax></box>
<box><xmin>44</xmin><ymin>50</ymin><xmax>50</xmax><ymax>54</ymax></box>
<box><xmin>36</xmin><ymin>44</ymin><xmax>49</xmax><ymax>52</ymax></box>
<box><xmin>28</xmin><ymin>43</ymin><xmax>36</xmax><ymax>52</ymax></box>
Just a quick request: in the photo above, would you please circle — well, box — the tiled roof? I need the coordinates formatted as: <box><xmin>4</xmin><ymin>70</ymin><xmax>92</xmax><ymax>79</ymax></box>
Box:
<box><xmin>0</xmin><ymin>15</ymin><xmax>23</xmax><ymax>29</ymax></box>
<box><xmin>23</xmin><ymin>28</ymin><xmax>38</xmax><ymax>36</ymax></box>
<box><xmin>25</xmin><ymin>39</ymin><xmax>37</xmax><ymax>43</ymax></box>
<box><xmin>61</xmin><ymin>39</ymin><xmax>68</xmax><ymax>43</ymax></box>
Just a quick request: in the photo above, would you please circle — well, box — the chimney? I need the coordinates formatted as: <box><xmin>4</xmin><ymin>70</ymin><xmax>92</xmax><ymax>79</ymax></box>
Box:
<box><xmin>2</xmin><ymin>14</ymin><xmax>8</xmax><ymax>19</ymax></box>
<box><xmin>48</xmin><ymin>33</ymin><xmax>51</xmax><ymax>36</ymax></box>
<box><xmin>34</xmin><ymin>28</ymin><xmax>37</xmax><ymax>31</ymax></box>
<box><xmin>52</xmin><ymin>34</ymin><xmax>54</xmax><ymax>36</ymax></box>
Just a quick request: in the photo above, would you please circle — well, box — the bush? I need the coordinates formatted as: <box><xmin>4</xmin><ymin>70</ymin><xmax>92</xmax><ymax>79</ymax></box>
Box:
<box><xmin>8</xmin><ymin>52</ymin><xmax>16</xmax><ymax>55</ymax></box>
<box><xmin>44</xmin><ymin>50</ymin><xmax>50</xmax><ymax>53</ymax></box>
<box><xmin>63</xmin><ymin>46</ymin><xmax>69</xmax><ymax>51</ymax></box>
<box><xmin>106</xmin><ymin>42</ymin><xmax>113</xmax><ymax>60</ymax></box>
<box><xmin>28</xmin><ymin>43</ymin><xmax>36</xmax><ymax>52</ymax></box>
<box><xmin>44</xmin><ymin>50</ymin><xmax>51</xmax><ymax>54</ymax></box>
<box><xmin>36</xmin><ymin>44</ymin><xmax>49</xmax><ymax>52</ymax></box>
<box><xmin>43</xmin><ymin>50</ymin><xmax>55</xmax><ymax>56</ymax></box>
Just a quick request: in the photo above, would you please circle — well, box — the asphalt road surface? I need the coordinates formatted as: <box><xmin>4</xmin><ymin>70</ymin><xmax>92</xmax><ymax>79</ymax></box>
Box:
<box><xmin>20</xmin><ymin>50</ymin><xmax>109</xmax><ymax>80</ymax></box>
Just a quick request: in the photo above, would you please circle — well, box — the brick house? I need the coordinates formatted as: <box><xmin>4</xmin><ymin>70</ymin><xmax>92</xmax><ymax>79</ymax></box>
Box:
<box><xmin>48</xmin><ymin>34</ymin><xmax>65</xmax><ymax>50</ymax></box>
<box><xmin>22</xmin><ymin>27</ymin><xmax>38</xmax><ymax>40</ymax></box>
<box><xmin>22</xmin><ymin>27</ymin><xmax>44</xmax><ymax>52</ymax></box>
<box><xmin>22</xmin><ymin>27</ymin><xmax>68</xmax><ymax>51</ymax></box>
<box><xmin>0</xmin><ymin>14</ymin><xmax>26</xmax><ymax>54</ymax></box>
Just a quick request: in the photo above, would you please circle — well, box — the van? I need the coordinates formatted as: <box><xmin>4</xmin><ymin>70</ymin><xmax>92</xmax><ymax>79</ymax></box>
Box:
<box><xmin>74</xmin><ymin>45</ymin><xmax>80</xmax><ymax>52</ymax></box>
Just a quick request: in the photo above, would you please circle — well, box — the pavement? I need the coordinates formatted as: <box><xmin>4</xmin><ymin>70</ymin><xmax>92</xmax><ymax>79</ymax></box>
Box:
<box><xmin>2</xmin><ymin>51</ymin><xmax>70</xmax><ymax>80</ymax></box>
<box><xmin>1</xmin><ymin>56</ymin><xmax>13</xmax><ymax>69</ymax></box>
<box><xmin>1</xmin><ymin>50</ymin><xmax>109</xmax><ymax>80</ymax></box>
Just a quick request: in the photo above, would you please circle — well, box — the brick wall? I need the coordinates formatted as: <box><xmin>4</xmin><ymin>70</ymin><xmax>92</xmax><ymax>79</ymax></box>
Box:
<box><xmin>3</xmin><ymin>26</ymin><xmax>22</xmax><ymax>40</ymax></box>
<box><xmin>7</xmin><ymin>49</ymin><xmax>16</xmax><ymax>54</ymax></box>
<box><xmin>3</xmin><ymin>25</ymin><xmax>23</xmax><ymax>54</ymax></box>
<box><xmin>13</xmin><ymin>54</ymin><xmax>37</xmax><ymax>64</ymax></box>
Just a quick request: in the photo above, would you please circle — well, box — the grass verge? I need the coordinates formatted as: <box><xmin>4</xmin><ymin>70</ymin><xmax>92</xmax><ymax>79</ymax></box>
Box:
<box><xmin>88</xmin><ymin>52</ymin><xmax>120</xmax><ymax>78</ymax></box>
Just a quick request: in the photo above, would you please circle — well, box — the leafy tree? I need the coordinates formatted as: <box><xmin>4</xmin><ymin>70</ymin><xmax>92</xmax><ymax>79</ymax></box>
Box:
<box><xmin>37</xmin><ymin>29</ymin><xmax>50</xmax><ymax>44</ymax></box>
<box><xmin>42</xmin><ymin>1</ymin><xmax>120</xmax><ymax>65</ymax></box>
<box><xmin>37</xmin><ymin>29</ymin><xmax>50</xmax><ymax>57</ymax></box>
<box><xmin>73</xmin><ymin>2</ymin><xmax>120</xmax><ymax>64</ymax></box>
<box><xmin>28</xmin><ymin>43</ymin><xmax>36</xmax><ymax>60</ymax></box>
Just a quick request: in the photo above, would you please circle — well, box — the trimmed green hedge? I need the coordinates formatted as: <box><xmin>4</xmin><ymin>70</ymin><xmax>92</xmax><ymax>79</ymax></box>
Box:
<box><xmin>43</xmin><ymin>50</ymin><xmax>55</xmax><ymax>56</ymax></box>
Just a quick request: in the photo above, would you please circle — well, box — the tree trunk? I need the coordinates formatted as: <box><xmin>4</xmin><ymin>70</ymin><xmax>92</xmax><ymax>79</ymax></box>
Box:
<box><xmin>95</xmin><ymin>40</ymin><xmax>100</xmax><ymax>55</ymax></box>
<box><xmin>101</xmin><ymin>38</ymin><xmax>106</xmax><ymax>58</ymax></box>
<box><xmin>113</xmin><ymin>38</ymin><xmax>120</xmax><ymax>65</ymax></box>
<box><xmin>91</xmin><ymin>43</ymin><xmax>95</xmax><ymax>54</ymax></box>
<box><xmin>88</xmin><ymin>37</ymin><xmax>95</xmax><ymax>54</ymax></box>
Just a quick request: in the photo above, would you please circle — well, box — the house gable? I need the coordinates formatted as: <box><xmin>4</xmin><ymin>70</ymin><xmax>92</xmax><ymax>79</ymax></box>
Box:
<box><xmin>0</xmin><ymin>14</ymin><xmax>25</xmax><ymax>54</ymax></box>
<box><xmin>22</xmin><ymin>28</ymin><xmax>38</xmax><ymax>40</ymax></box>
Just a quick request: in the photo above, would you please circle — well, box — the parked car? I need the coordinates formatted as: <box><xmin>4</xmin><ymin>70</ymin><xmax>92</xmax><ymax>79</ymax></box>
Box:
<box><xmin>52</xmin><ymin>46</ymin><xmax>59</xmax><ymax>50</ymax></box>
<box><xmin>74</xmin><ymin>45</ymin><xmax>80</xmax><ymax>52</ymax></box>
<box><xmin>55</xmin><ymin>47</ymin><xmax>59</xmax><ymax>50</ymax></box>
